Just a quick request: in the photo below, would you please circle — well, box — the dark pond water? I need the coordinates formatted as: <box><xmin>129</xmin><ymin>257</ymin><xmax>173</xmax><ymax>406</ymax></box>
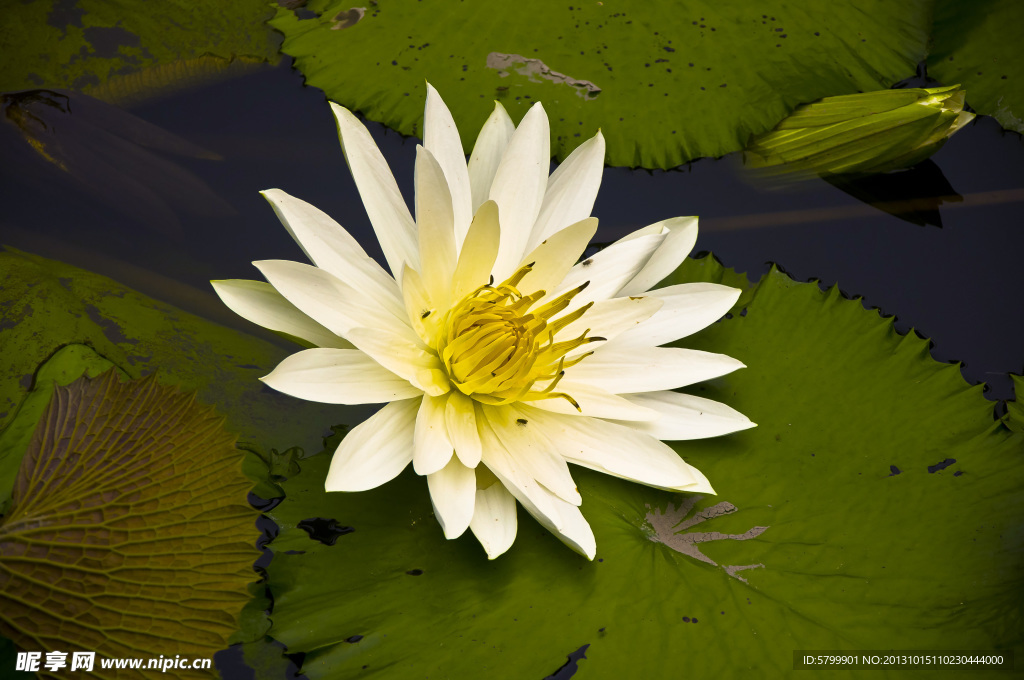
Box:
<box><xmin>4</xmin><ymin>58</ymin><xmax>1022</xmax><ymax>403</ymax></box>
<box><xmin>2</xmin><ymin>56</ymin><xmax>1022</xmax><ymax>678</ymax></box>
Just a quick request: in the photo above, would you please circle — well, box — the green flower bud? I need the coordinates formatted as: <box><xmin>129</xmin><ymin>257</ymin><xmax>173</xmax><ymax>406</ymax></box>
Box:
<box><xmin>745</xmin><ymin>85</ymin><xmax>975</xmax><ymax>176</ymax></box>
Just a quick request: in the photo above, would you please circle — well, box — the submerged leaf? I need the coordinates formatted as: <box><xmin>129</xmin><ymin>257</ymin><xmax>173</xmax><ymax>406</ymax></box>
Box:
<box><xmin>0</xmin><ymin>345</ymin><xmax>121</xmax><ymax>516</ymax></box>
<box><xmin>0</xmin><ymin>0</ymin><xmax>279</xmax><ymax>102</ymax></box>
<box><xmin>78</xmin><ymin>55</ymin><xmax>268</xmax><ymax>109</ymax></box>
<box><xmin>258</xmin><ymin>257</ymin><xmax>1022</xmax><ymax>678</ymax></box>
<box><xmin>1</xmin><ymin>90</ymin><xmax>232</xmax><ymax>239</ymax></box>
<box><xmin>0</xmin><ymin>370</ymin><xmax>257</xmax><ymax>677</ymax></box>
<box><xmin>0</xmin><ymin>246</ymin><xmax>358</xmax><ymax>458</ymax></box>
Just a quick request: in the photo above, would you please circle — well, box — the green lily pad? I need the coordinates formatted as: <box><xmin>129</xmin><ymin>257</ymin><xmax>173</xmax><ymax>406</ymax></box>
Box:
<box><xmin>0</xmin><ymin>370</ymin><xmax>257</xmax><ymax>677</ymax></box>
<box><xmin>0</xmin><ymin>0</ymin><xmax>279</xmax><ymax>104</ymax></box>
<box><xmin>232</xmin><ymin>578</ymin><xmax>295</xmax><ymax>680</ymax></box>
<box><xmin>1005</xmin><ymin>375</ymin><xmax>1024</xmax><ymax>433</ymax></box>
<box><xmin>928</xmin><ymin>0</ymin><xmax>1024</xmax><ymax>134</ymax></box>
<box><xmin>0</xmin><ymin>246</ymin><xmax>354</xmax><ymax>469</ymax></box>
<box><xmin>259</xmin><ymin>259</ymin><xmax>1022</xmax><ymax>677</ymax></box>
<box><xmin>233</xmin><ymin>446</ymin><xmax>302</xmax><ymax>680</ymax></box>
<box><xmin>663</xmin><ymin>252</ymin><xmax>755</xmax><ymax>311</ymax></box>
<box><xmin>271</xmin><ymin>0</ymin><xmax>930</xmax><ymax>168</ymax></box>
<box><xmin>241</xmin><ymin>637</ymin><xmax>295</xmax><ymax>680</ymax></box>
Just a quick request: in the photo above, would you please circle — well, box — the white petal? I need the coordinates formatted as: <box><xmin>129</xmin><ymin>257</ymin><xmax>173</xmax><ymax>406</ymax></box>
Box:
<box><xmin>515</xmin><ymin>217</ymin><xmax>598</xmax><ymax>299</ymax></box>
<box><xmin>681</xmin><ymin>463</ymin><xmax>715</xmax><ymax>496</ymax></box>
<box><xmin>261</xmin><ymin>348</ymin><xmax>421</xmax><ymax>404</ymax></box>
<box><xmin>614</xmin><ymin>391</ymin><xmax>756</xmax><ymax>440</ymax></box>
<box><xmin>427</xmin><ymin>456</ymin><xmax>476</xmax><ymax>539</ymax></box>
<box><xmin>530</xmin><ymin>492</ymin><xmax>596</xmax><ymax>560</ymax></box>
<box><xmin>552</xmin><ymin>232</ymin><xmax>665</xmax><ymax>312</ymax></box>
<box><xmin>254</xmin><ymin>259</ymin><xmax>413</xmax><ymax>340</ymax></box>
<box><xmin>566</xmin><ymin>346</ymin><xmax>745</xmax><ymax>394</ymax></box>
<box><xmin>476</xmin><ymin>417</ymin><xmax>563</xmax><ymax>531</ymax></box>
<box><xmin>526</xmin><ymin>131</ymin><xmax>605</xmax><ymax>253</ymax></box>
<box><xmin>325</xmin><ymin>398</ymin><xmax>419</xmax><ymax>492</ymax></box>
<box><xmin>522</xmin><ymin>381</ymin><xmax>658</xmax><ymax>421</ymax></box>
<box><xmin>451</xmin><ymin>200</ymin><xmax>500</xmax><ymax>302</ymax></box>
<box><xmin>482</xmin><ymin>405</ymin><xmax>581</xmax><ymax>505</ymax></box>
<box><xmin>469</xmin><ymin>479</ymin><xmax>517</xmax><ymax>559</ymax></box>
<box><xmin>484</xmin><ymin>466</ymin><xmax>595</xmax><ymax>559</ymax></box>
<box><xmin>414</xmin><ymin>145</ymin><xmax>457</xmax><ymax>311</ymax></box>
<box><xmin>604</xmin><ymin>283</ymin><xmax>741</xmax><ymax>350</ymax></box>
<box><xmin>488</xmin><ymin>103</ymin><xmax>550</xmax><ymax>281</ymax></box>
<box><xmin>330</xmin><ymin>102</ymin><xmax>419</xmax><ymax>278</ymax></box>
<box><xmin>211</xmin><ymin>279</ymin><xmax>352</xmax><ymax>349</ymax></box>
<box><xmin>479</xmin><ymin>416</ymin><xmax>595</xmax><ymax>559</ymax></box>
<box><xmin>445</xmin><ymin>391</ymin><xmax>483</xmax><ymax>468</ymax></box>
<box><xmin>400</xmin><ymin>266</ymin><xmax>436</xmax><ymax>345</ymax></box>
<box><xmin>260</xmin><ymin>189</ymin><xmax>406</xmax><ymax>323</ymax></box>
<box><xmin>467</xmin><ymin>101</ymin><xmax>515</xmax><ymax>226</ymax></box>
<box><xmin>424</xmin><ymin>84</ymin><xmax>473</xmax><ymax>248</ymax></box>
<box><xmin>553</xmin><ymin>295</ymin><xmax>662</xmax><ymax>356</ymax></box>
<box><xmin>518</xmin><ymin>405</ymin><xmax>714</xmax><ymax>493</ymax></box>
<box><xmin>617</xmin><ymin>216</ymin><xmax>699</xmax><ymax>296</ymax></box>
<box><xmin>414</xmin><ymin>393</ymin><xmax>454</xmax><ymax>475</ymax></box>
<box><xmin>345</xmin><ymin>326</ymin><xmax>449</xmax><ymax>397</ymax></box>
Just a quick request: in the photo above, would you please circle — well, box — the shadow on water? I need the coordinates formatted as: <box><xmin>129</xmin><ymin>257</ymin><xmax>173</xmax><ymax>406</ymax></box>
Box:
<box><xmin>822</xmin><ymin>160</ymin><xmax>962</xmax><ymax>228</ymax></box>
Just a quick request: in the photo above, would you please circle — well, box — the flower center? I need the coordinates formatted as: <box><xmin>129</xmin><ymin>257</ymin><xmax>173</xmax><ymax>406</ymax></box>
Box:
<box><xmin>436</xmin><ymin>263</ymin><xmax>600</xmax><ymax>407</ymax></box>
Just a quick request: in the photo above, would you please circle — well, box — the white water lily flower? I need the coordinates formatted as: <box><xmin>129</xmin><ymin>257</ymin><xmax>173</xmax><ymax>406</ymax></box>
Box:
<box><xmin>213</xmin><ymin>85</ymin><xmax>754</xmax><ymax>560</ymax></box>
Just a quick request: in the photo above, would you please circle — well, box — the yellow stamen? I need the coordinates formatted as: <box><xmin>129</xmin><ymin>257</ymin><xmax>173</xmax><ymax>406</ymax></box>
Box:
<box><xmin>434</xmin><ymin>266</ymin><xmax>597</xmax><ymax>407</ymax></box>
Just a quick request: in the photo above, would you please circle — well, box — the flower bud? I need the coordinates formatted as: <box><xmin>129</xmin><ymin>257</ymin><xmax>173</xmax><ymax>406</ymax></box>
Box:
<box><xmin>745</xmin><ymin>85</ymin><xmax>974</xmax><ymax>176</ymax></box>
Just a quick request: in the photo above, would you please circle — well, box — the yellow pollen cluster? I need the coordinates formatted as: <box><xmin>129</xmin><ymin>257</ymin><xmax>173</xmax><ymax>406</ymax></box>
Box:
<box><xmin>436</xmin><ymin>263</ymin><xmax>603</xmax><ymax>407</ymax></box>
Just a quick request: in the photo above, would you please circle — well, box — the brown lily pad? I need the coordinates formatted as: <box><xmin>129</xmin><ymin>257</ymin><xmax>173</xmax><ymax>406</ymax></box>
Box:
<box><xmin>0</xmin><ymin>370</ymin><xmax>257</xmax><ymax>678</ymax></box>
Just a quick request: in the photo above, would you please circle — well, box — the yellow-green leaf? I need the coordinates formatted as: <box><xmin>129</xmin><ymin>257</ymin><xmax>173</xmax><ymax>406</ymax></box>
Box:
<box><xmin>0</xmin><ymin>371</ymin><xmax>258</xmax><ymax>678</ymax></box>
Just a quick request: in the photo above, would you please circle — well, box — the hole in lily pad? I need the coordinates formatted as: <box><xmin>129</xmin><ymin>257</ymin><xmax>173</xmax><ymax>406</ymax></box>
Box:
<box><xmin>927</xmin><ymin>458</ymin><xmax>956</xmax><ymax>473</ymax></box>
<box><xmin>297</xmin><ymin>518</ymin><xmax>354</xmax><ymax>545</ymax></box>
<box><xmin>544</xmin><ymin>644</ymin><xmax>590</xmax><ymax>679</ymax></box>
